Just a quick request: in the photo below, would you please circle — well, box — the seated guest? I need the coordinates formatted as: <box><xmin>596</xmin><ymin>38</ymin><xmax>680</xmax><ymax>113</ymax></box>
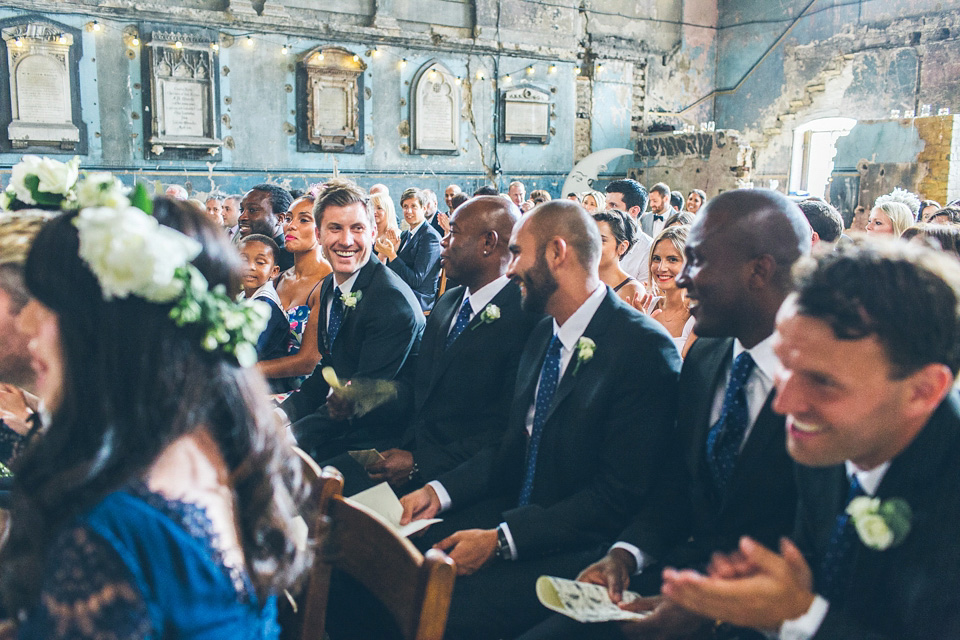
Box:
<box><xmin>663</xmin><ymin>210</ymin><xmax>695</xmax><ymax>228</ymax></box>
<box><xmin>422</xmin><ymin>189</ymin><xmax>445</xmax><ymax>236</ymax></box>
<box><xmin>238</xmin><ymin>184</ymin><xmax>295</xmax><ymax>271</ymax></box>
<box><xmin>605</xmin><ymin>179</ymin><xmax>653</xmax><ymax>286</ymax></box>
<box><xmin>581</xmin><ymin>190</ymin><xmax>606</xmax><ymax>213</ymax></box>
<box><xmin>238</xmin><ymin>234</ymin><xmax>289</xmax><ymax>365</ymax></box>
<box><xmin>866</xmin><ymin>200</ymin><xmax>913</xmax><ymax>237</ymax></box>
<box><xmin>444</xmin><ymin>184</ymin><xmax>463</xmax><ymax>214</ymax></box>
<box><xmin>330</xmin><ymin>196</ymin><xmax>540</xmax><ymax>494</ymax></box>
<box><xmin>279</xmin><ymin>180</ymin><xmax>424</xmax><ymax>461</ymax></box>
<box><xmin>473</xmin><ymin>185</ymin><xmax>499</xmax><ymax>196</ymax></box>
<box><xmin>928</xmin><ymin>205</ymin><xmax>960</xmax><ymax>225</ymax></box>
<box><xmin>640</xmin><ymin>182</ymin><xmax>674</xmax><ymax>238</ymax></box>
<box><xmin>685</xmin><ymin>189</ymin><xmax>706</xmax><ymax>214</ymax></box>
<box><xmin>257</xmin><ymin>193</ymin><xmax>331</xmax><ymax>391</ymax></box>
<box><xmin>670</xmin><ymin>190</ymin><xmax>685</xmax><ymax>212</ymax></box>
<box><xmin>799</xmin><ymin>199</ymin><xmax>844</xmax><ymax>248</ymax></box>
<box><xmin>661</xmin><ymin>238</ymin><xmax>960</xmax><ymax>640</ymax></box>
<box><xmin>902</xmin><ymin>223</ymin><xmax>960</xmax><ymax>260</ymax></box>
<box><xmin>438</xmin><ymin>192</ymin><xmax>470</xmax><ymax>237</ymax></box>
<box><xmin>530</xmin><ymin>189</ymin><xmax>551</xmax><ymax>205</ymax></box>
<box><xmin>376</xmin><ymin>188</ymin><xmax>443</xmax><ymax>312</ymax></box>
<box><xmin>223</xmin><ymin>194</ymin><xmax>242</xmax><ymax>244</ymax></box>
<box><xmin>372</xmin><ymin>192</ymin><xmax>401</xmax><ymax>261</ymax></box>
<box><xmin>205</xmin><ymin>195</ymin><xmax>223</xmax><ymax>226</ymax></box>
<box><xmin>919</xmin><ymin>199</ymin><xmax>941</xmax><ymax>222</ymax></box>
<box><xmin>0</xmin><ymin>213</ymin><xmax>50</xmax><ymax>465</ymax></box>
<box><xmin>2</xmin><ymin>197</ymin><xmax>309</xmax><ymax>637</ymax></box>
<box><xmin>642</xmin><ymin>225</ymin><xmax>697</xmax><ymax>357</ymax></box>
<box><xmin>521</xmin><ymin>189</ymin><xmax>810</xmax><ymax>640</ymax></box>
<box><xmin>593</xmin><ymin>211</ymin><xmax>644</xmax><ymax>305</ymax></box>
<box><xmin>399</xmin><ymin>201</ymin><xmax>682</xmax><ymax>639</ymax></box>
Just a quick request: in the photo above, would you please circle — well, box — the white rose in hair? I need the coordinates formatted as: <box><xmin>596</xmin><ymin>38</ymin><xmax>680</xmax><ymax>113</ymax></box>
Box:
<box><xmin>8</xmin><ymin>155</ymin><xmax>43</xmax><ymax>205</ymax></box>
<box><xmin>33</xmin><ymin>156</ymin><xmax>80</xmax><ymax>195</ymax></box>
<box><xmin>74</xmin><ymin>207</ymin><xmax>201</xmax><ymax>302</ymax></box>
<box><xmin>76</xmin><ymin>172</ymin><xmax>131</xmax><ymax>209</ymax></box>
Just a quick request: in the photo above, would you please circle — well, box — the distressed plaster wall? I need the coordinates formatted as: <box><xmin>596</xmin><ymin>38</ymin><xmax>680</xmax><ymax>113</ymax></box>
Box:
<box><xmin>714</xmin><ymin>0</ymin><xmax>960</xmax><ymax>194</ymax></box>
<box><xmin>0</xmin><ymin>0</ymin><xmax>719</xmax><ymax>198</ymax></box>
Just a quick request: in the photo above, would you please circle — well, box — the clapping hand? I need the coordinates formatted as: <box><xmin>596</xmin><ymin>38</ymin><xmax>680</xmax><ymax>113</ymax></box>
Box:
<box><xmin>0</xmin><ymin>384</ymin><xmax>33</xmax><ymax>435</ymax></box>
<box><xmin>375</xmin><ymin>236</ymin><xmax>398</xmax><ymax>261</ymax></box>
<box><xmin>631</xmin><ymin>292</ymin><xmax>663</xmax><ymax>318</ymax></box>
<box><xmin>437</xmin><ymin>212</ymin><xmax>450</xmax><ymax>234</ymax></box>
<box><xmin>660</xmin><ymin>536</ymin><xmax>815</xmax><ymax>630</ymax></box>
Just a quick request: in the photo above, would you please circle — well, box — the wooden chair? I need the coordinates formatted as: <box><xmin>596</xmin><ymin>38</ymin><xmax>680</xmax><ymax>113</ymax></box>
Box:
<box><xmin>297</xmin><ymin>460</ymin><xmax>456</xmax><ymax>640</ymax></box>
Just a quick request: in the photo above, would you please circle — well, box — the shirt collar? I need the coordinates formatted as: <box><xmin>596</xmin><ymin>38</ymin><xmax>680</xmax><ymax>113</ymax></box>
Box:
<box><xmin>464</xmin><ymin>275</ymin><xmax>511</xmax><ymax>314</ymax></box>
<box><xmin>733</xmin><ymin>332</ymin><xmax>778</xmax><ymax>385</ymax></box>
<box><xmin>249</xmin><ymin>280</ymin><xmax>281</xmax><ymax>307</ymax></box>
<box><xmin>845</xmin><ymin>460</ymin><xmax>891</xmax><ymax>496</ymax></box>
<box><xmin>408</xmin><ymin>220</ymin><xmax>424</xmax><ymax>235</ymax></box>
<box><xmin>553</xmin><ymin>283</ymin><xmax>606</xmax><ymax>351</ymax></box>
<box><xmin>335</xmin><ymin>270</ymin><xmax>361</xmax><ymax>295</ymax></box>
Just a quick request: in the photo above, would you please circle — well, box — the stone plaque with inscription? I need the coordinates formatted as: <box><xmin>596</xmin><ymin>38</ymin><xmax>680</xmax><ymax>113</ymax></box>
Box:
<box><xmin>145</xmin><ymin>31</ymin><xmax>221</xmax><ymax>158</ymax></box>
<box><xmin>2</xmin><ymin>23</ymin><xmax>80</xmax><ymax>149</ymax></box>
<box><xmin>411</xmin><ymin>61</ymin><xmax>459</xmax><ymax>155</ymax></box>
<box><xmin>300</xmin><ymin>47</ymin><xmax>365</xmax><ymax>153</ymax></box>
<box><xmin>501</xmin><ymin>85</ymin><xmax>550</xmax><ymax>144</ymax></box>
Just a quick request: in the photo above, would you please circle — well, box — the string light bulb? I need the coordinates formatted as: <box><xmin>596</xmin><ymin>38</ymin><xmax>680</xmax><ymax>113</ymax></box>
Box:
<box><xmin>210</xmin><ymin>42</ymin><xmax>219</xmax><ymax>52</ymax></box>
<box><xmin>58</xmin><ymin>34</ymin><xmax>67</xmax><ymax>44</ymax></box>
<box><xmin>318</xmin><ymin>52</ymin><xmax>325</xmax><ymax>61</ymax></box>
<box><xmin>574</xmin><ymin>66</ymin><xmax>581</xmax><ymax>75</ymax></box>
<box><xmin>281</xmin><ymin>44</ymin><xmax>289</xmax><ymax>55</ymax></box>
<box><xmin>476</xmin><ymin>70</ymin><xmax>485</xmax><ymax>80</ymax></box>
<box><xmin>353</xmin><ymin>54</ymin><xmax>359</xmax><ymax>62</ymax></box>
<box><xmin>174</xmin><ymin>40</ymin><xmax>183</xmax><ymax>49</ymax></box>
<box><xmin>526</xmin><ymin>65</ymin><xmax>535</xmax><ymax>75</ymax></box>
<box><xmin>92</xmin><ymin>20</ymin><xmax>101</xmax><ymax>32</ymax></box>
<box><xmin>245</xmin><ymin>35</ymin><xmax>253</xmax><ymax>47</ymax></box>
<box><xmin>504</xmin><ymin>74</ymin><xmax>512</xmax><ymax>83</ymax></box>
<box><xmin>596</xmin><ymin>63</ymin><xmax>604</xmax><ymax>73</ymax></box>
<box><xmin>549</xmin><ymin>64</ymin><xmax>557</xmax><ymax>74</ymax></box>
<box><xmin>14</xmin><ymin>37</ymin><xmax>22</xmax><ymax>47</ymax></box>
<box><xmin>455</xmin><ymin>76</ymin><xmax>462</xmax><ymax>85</ymax></box>
<box><xmin>429</xmin><ymin>69</ymin><xmax>438</xmax><ymax>80</ymax></box>
<box><xmin>399</xmin><ymin>58</ymin><xmax>407</xmax><ymax>69</ymax></box>
<box><xmin>131</xmin><ymin>36</ymin><xmax>140</xmax><ymax>47</ymax></box>
<box><xmin>372</xmin><ymin>48</ymin><xmax>381</xmax><ymax>58</ymax></box>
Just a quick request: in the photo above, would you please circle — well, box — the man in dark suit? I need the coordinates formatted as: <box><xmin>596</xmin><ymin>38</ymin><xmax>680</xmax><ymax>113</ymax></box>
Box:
<box><xmin>376</xmin><ymin>187</ymin><xmax>443</xmax><ymax>312</ymax></box>
<box><xmin>237</xmin><ymin>183</ymin><xmax>294</xmax><ymax>271</ymax></box>
<box><xmin>520</xmin><ymin>188</ymin><xmax>812</xmax><ymax>640</ymax></box>
<box><xmin>661</xmin><ymin>240</ymin><xmax>960</xmax><ymax>639</ymax></box>
<box><xmin>337</xmin><ymin>196</ymin><xmax>540</xmax><ymax>495</ymax></box>
<box><xmin>279</xmin><ymin>180</ymin><xmax>425</xmax><ymax>462</ymax></box>
<box><xmin>399</xmin><ymin>200</ymin><xmax>683</xmax><ymax>639</ymax></box>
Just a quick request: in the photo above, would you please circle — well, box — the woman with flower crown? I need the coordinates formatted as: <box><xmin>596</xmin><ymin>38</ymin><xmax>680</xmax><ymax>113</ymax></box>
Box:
<box><xmin>0</xmin><ymin>196</ymin><xmax>311</xmax><ymax>638</ymax></box>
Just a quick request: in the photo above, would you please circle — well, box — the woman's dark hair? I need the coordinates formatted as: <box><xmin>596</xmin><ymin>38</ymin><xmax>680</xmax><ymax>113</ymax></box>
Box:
<box><xmin>901</xmin><ymin>223</ymin><xmax>960</xmax><ymax>260</ymax></box>
<box><xmin>593</xmin><ymin>210</ymin><xmax>635</xmax><ymax>256</ymax></box>
<box><xmin>1</xmin><ymin>197</ymin><xmax>310</xmax><ymax>613</ymax></box>
<box><xmin>664</xmin><ymin>211</ymin><xmax>695</xmax><ymax>228</ymax></box>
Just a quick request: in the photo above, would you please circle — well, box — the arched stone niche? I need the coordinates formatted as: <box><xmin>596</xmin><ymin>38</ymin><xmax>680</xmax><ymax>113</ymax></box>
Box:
<box><xmin>410</xmin><ymin>59</ymin><xmax>460</xmax><ymax>155</ymax></box>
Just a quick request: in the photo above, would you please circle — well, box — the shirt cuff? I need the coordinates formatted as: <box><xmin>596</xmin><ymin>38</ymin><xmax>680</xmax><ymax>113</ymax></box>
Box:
<box><xmin>498</xmin><ymin>522</ymin><xmax>519</xmax><ymax>560</ymax></box>
<box><xmin>780</xmin><ymin>595</ymin><xmax>829</xmax><ymax>640</ymax></box>
<box><xmin>427</xmin><ymin>480</ymin><xmax>452</xmax><ymax>513</ymax></box>
<box><xmin>609</xmin><ymin>541</ymin><xmax>653</xmax><ymax>575</ymax></box>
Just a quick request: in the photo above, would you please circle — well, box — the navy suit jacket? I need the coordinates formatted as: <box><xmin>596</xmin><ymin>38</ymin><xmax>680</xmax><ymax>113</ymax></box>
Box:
<box><xmin>281</xmin><ymin>257</ymin><xmax>425</xmax><ymax>441</ymax></box>
<box><xmin>795</xmin><ymin>391</ymin><xmax>960</xmax><ymax>639</ymax></box>
<box><xmin>403</xmin><ymin>281</ymin><xmax>541</xmax><ymax>481</ymax></box>
<box><xmin>437</xmin><ymin>288</ymin><xmax>683</xmax><ymax>559</ymax></box>
<box><xmin>388</xmin><ymin>222</ymin><xmax>442</xmax><ymax>312</ymax></box>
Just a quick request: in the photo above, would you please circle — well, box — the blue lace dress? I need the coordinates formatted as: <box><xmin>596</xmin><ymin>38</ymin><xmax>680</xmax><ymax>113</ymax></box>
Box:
<box><xmin>18</xmin><ymin>484</ymin><xmax>279</xmax><ymax>639</ymax></box>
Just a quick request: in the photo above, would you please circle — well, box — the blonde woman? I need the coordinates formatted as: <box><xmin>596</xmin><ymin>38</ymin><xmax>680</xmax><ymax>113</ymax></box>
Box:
<box><xmin>581</xmin><ymin>190</ymin><xmax>606</xmax><ymax>213</ymax></box>
<box><xmin>372</xmin><ymin>192</ymin><xmax>401</xmax><ymax>259</ymax></box>
<box><xmin>866</xmin><ymin>201</ymin><xmax>913</xmax><ymax>237</ymax></box>
<box><xmin>639</xmin><ymin>225</ymin><xmax>697</xmax><ymax>357</ymax></box>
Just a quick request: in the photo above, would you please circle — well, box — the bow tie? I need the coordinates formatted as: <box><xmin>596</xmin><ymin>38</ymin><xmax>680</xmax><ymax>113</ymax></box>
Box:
<box><xmin>653</xmin><ymin>214</ymin><xmax>664</xmax><ymax>222</ymax></box>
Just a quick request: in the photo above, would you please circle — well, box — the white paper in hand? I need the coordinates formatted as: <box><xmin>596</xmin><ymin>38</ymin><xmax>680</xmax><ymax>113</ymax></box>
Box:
<box><xmin>536</xmin><ymin>576</ymin><xmax>650</xmax><ymax>623</ymax></box>
<box><xmin>346</xmin><ymin>482</ymin><xmax>442</xmax><ymax>538</ymax></box>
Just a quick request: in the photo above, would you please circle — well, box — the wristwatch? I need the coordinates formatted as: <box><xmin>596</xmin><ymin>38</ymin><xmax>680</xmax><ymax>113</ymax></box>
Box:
<box><xmin>495</xmin><ymin>525</ymin><xmax>512</xmax><ymax>561</ymax></box>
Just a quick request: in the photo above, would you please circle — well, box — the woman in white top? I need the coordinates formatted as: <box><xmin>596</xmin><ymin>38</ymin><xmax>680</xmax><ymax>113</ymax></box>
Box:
<box><xmin>637</xmin><ymin>225</ymin><xmax>697</xmax><ymax>357</ymax></box>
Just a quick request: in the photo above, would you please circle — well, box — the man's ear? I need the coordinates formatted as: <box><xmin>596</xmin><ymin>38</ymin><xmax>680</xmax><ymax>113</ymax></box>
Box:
<box><xmin>629</xmin><ymin>206</ymin><xmax>642</xmax><ymax>218</ymax></box>
<box><xmin>270</xmin><ymin>265</ymin><xmax>281</xmax><ymax>278</ymax></box>
<box><xmin>747</xmin><ymin>254</ymin><xmax>777</xmax><ymax>289</ymax></box>
<box><xmin>545</xmin><ymin>237</ymin><xmax>568</xmax><ymax>268</ymax></box>
<box><xmin>905</xmin><ymin>362</ymin><xmax>954</xmax><ymax>418</ymax></box>
<box><xmin>481</xmin><ymin>230</ymin><xmax>500</xmax><ymax>255</ymax></box>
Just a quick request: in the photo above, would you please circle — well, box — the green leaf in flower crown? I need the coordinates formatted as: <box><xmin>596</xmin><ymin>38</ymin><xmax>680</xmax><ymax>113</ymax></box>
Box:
<box><xmin>130</xmin><ymin>182</ymin><xmax>153</xmax><ymax>215</ymax></box>
<box><xmin>24</xmin><ymin>174</ymin><xmax>65</xmax><ymax>209</ymax></box>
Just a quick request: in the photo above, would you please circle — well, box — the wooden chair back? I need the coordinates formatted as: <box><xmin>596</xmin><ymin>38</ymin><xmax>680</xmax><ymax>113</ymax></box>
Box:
<box><xmin>297</xmin><ymin>460</ymin><xmax>456</xmax><ymax>640</ymax></box>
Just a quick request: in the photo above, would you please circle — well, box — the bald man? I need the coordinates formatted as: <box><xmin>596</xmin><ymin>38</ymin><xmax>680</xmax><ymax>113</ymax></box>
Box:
<box><xmin>399</xmin><ymin>200</ymin><xmax>682</xmax><ymax>639</ymax></box>
<box><xmin>327</xmin><ymin>197</ymin><xmax>542</xmax><ymax>495</ymax></box>
<box><xmin>521</xmin><ymin>189</ymin><xmax>812</xmax><ymax>640</ymax></box>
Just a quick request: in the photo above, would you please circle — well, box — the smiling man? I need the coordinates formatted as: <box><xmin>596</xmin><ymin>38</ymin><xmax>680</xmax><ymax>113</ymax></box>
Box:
<box><xmin>661</xmin><ymin>239</ymin><xmax>960</xmax><ymax>640</ymax></box>
<box><xmin>238</xmin><ymin>184</ymin><xmax>294</xmax><ymax>271</ymax></box>
<box><xmin>378</xmin><ymin>187</ymin><xmax>443</xmax><ymax>311</ymax></box>
<box><xmin>399</xmin><ymin>200</ymin><xmax>682</xmax><ymax>639</ymax></box>
<box><xmin>279</xmin><ymin>180</ymin><xmax>424</xmax><ymax>461</ymax></box>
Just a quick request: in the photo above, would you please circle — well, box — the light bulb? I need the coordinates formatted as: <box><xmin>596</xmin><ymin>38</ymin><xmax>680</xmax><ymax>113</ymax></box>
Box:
<box><xmin>353</xmin><ymin>54</ymin><xmax>359</xmax><ymax>62</ymax></box>
<box><xmin>526</xmin><ymin>65</ymin><xmax>534</xmax><ymax>75</ymax></box>
<box><xmin>14</xmin><ymin>37</ymin><xmax>22</xmax><ymax>48</ymax></box>
<box><xmin>245</xmin><ymin>36</ymin><xmax>253</xmax><ymax>47</ymax></box>
<box><xmin>131</xmin><ymin>36</ymin><xmax>140</xmax><ymax>47</ymax></box>
<box><xmin>174</xmin><ymin>40</ymin><xmax>183</xmax><ymax>49</ymax></box>
<box><xmin>549</xmin><ymin>64</ymin><xmax>557</xmax><ymax>74</ymax></box>
<box><xmin>92</xmin><ymin>21</ymin><xmax>101</xmax><ymax>32</ymax></box>
<box><xmin>399</xmin><ymin>58</ymin><xmax>407</xmax><ymax>69</ymax></box>
<box><xmin>211</xmin><ymin>42</ymin><xmax>219</xmax><ymax>52</ymax></box>
<box><xmin>281</xmin><ymin>45</ymin><xmax>289</xmax><ymax>55</ymax></box>
<box><xmin>504</xmin><ymin>74</ymin><xmax>512</xmax><ymax>83</ymax></box>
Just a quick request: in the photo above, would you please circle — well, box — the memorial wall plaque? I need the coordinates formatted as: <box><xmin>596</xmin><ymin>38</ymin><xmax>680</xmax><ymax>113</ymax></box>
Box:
<box><xmin>501</xmin><ymin>85</ymin><xmax>551</xmax><ymax>144</ymax></box>
<box><xmin>144</xmin><ymin>30</ymin><xmax>221</xmax><ymax>158</ymax></box>
<box><xmin>299</xmin><ymin>47</ymin><xmax>365</xmax><ymax>153</ymax></box>
<box><xmin>2</xmin><ymin>22</ymin><xmax>80</xmax><ymax>149</ymax></box>
<box><xmin>411</xmin><ymin>61</ymin><xmax>459</xmax><ymax>155</ymax></box>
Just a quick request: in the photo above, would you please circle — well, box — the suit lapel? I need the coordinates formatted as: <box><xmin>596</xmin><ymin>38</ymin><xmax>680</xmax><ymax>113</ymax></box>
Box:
<box><xmin>422</xmin><ymin>287</ymin><xmax>467</xmax><ymax>397</ymax></box>
<box><xmin>325</xmin><ymin>259</ymin><xmax>379</xmax><ymax>353</ymax></box>
<box><xmin>688</xmin><ymin>338</ymin><xmax>734</xmax><ymax>475</ymax></box>
<box><xmin>317</xmin><ymin>275</ymin><xmax>335</xmax><ymax>353</ymax></box>
<box><xmin>514</xmin><ymin>322</ymin><xmax>553</xmax><ymax>422</ymax></box>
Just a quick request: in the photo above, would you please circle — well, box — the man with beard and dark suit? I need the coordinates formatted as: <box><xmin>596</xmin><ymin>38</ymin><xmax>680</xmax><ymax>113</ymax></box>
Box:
<box><xmin>661</xmin><ymin>239</ymin><xmax>960</xmax><ymax>640</ymax></box>
<box><xmin>325</xmin><ymin>196</ymin><xmax>541</xmax><ymax>495</ymax></box>
<box><xmin>520</xmin><ymin>189</ymin><xmax>812</xmax><ymax>640</ymax></box>
<box><xmin>279</xmin><ymin>180</ymin><xmax>424</xmax><ymax>462</ymax></box>
<box><xmin>398</xmin><ymin>200</ymin><xmax>683</xmax><ymax>639</ymax></box>
<box><xmin>237</xmin><ymin>184</ymin><xmax>295</xmax><ymax>271</ymax></box>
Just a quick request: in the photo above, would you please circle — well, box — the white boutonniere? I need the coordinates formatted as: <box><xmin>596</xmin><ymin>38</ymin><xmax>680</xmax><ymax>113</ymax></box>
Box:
<box><xmin>471</xmin><ymin>303</ymin><xmax>500</xmax><ymax>330</ymax></box>
<box><xmin>846</xmin><ymin>496</ymin><xmax>912</xmax><ymax>551</ymax></box>
<box><xmin>341</xmin><ymin>290</ymin><xmax>362</xmax><ymax>310</ymax></box>
<box><xmin>571</xmin><ymin>337</ymin><xmax>595</xmax><ymax>376</ymax></box>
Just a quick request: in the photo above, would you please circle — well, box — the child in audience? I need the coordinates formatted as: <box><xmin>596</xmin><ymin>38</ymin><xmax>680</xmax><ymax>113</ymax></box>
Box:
<box><xmin>238</xmin><ymin>234</ymin><xmax>288</xmax><ymax>364</ymax></box>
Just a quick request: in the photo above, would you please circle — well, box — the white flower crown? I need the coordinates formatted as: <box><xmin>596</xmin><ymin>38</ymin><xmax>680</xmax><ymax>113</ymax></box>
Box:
<box><xmin>72</xmin><ymin>206</ymin><xmax>268</xmax><ymax>367</ymax></box>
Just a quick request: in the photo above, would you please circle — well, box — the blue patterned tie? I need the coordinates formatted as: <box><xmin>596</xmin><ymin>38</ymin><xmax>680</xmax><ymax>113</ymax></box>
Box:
<box><xmin>817</xmin><ymin>475</ymin><xmax>867</xmax><ymax>604</ymax></box>
<box><xmin>706</xmin><ymin>351</ymin><xmax>756</xmax><ymax>496</ymax></box>
<box><xmin>444</xmin><ymin>296</ymin><xmax>473</xmax><ymax>350</ymax></box>
<box><xmin>327</xmin><ymin>287</ymin><xmax>345</xmax><ymax>348</ymax></box>
<box><xmin>518</xmin><ymin>334</ymin><xmax>563</xmax><ymax>506</ymax></box>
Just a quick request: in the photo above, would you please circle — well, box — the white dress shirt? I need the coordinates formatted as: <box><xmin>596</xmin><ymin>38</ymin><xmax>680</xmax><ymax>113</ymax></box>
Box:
<box><xmin>780</xmin><ymin>461</ymin><xmax>890</xmax><ymax>639</ymax></box>
<box><xmin>446</xmin><ymin>275</ymin><xmax>511</xmax><ymax>337</ymax></box>
<box><xmin>620</xmin><ymin>230</ymin><xmax>653</xmax><ymax>285</ymax></box>
<box><xmin>428</xmin><ymin>283</ymin><xmax>608</xmax><ymax>560</ymax></box>
<box><xmin>325</xmin><ymin>270</ymin><xmax>361</xmax><ymax>331</ymax></box>
<box><xmin>613</xmin><ymin>333</ymin><xmax>779</xmax><ymax>573</ymax></box>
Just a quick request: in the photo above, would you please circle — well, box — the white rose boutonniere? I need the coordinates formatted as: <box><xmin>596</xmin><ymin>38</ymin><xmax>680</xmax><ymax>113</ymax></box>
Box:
<box><xmin>846</xmin><ymin>495</ymin><xmax>912</xmax><ymax>551</ymax></box>
<box><xmin>341</xmin><ymin>290</ymin><xmax>362</xmax><ymax>311</ymax></box>
<box><xmin>571</xmin><ymin>336</ymin><xmax>596</xmax><ymax>376</ymax></box>
<box><xmin>471</xmin><ymin>304</ymin><xmax>500</xmax><ymax>330</ymax></box>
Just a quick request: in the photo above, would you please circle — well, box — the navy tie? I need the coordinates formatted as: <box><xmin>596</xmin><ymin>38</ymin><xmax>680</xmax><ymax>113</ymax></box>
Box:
<box><xmin>706</xmin><ymin>351</ymin><xmax>756</xmax><ymax>496</ymax></box>
<box><xmin>444</xmin><ymin>296</ymin><xmax>473</xmax><ymax>350</ymax></box>
<box><xmin>327</xmin><ymin>287</ymin><xmax>345</xmax><ymax>347</ymax></box>
<box><xmin>817</xmin><ymin>475</ymin><xmax>868</xmax><ymax>604</ymax></box>
<box><xmin>518</xmin><ymin>334</ymin><xmax>563</xmax><ymax>506</ymax></box>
